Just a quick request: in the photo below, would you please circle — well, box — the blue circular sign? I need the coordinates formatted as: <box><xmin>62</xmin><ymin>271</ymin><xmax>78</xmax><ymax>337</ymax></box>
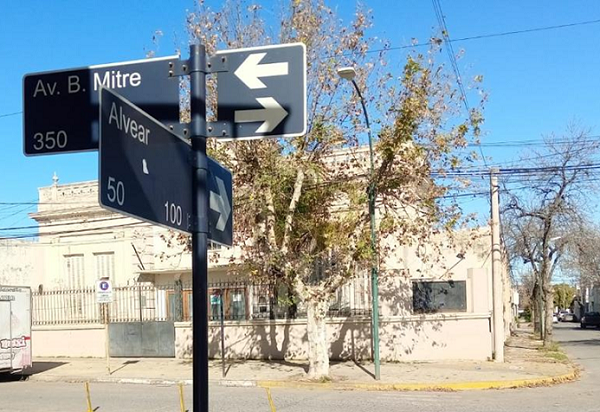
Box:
<box><xmin>99</xmin><ymin>281</ymin><xmax>110</xmax><ymax>291</ymax></box>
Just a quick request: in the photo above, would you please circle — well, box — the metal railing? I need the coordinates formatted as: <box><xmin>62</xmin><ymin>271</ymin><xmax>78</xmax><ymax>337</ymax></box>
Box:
<box><xmin>32</xmin><ymin>284</ymin><xmax>173</xmax><ymax>325</ymax></box>
<box><xmin>32</xmin><ymin>276</ymin><xmax>372</xmax><ymax>325</ymax></box>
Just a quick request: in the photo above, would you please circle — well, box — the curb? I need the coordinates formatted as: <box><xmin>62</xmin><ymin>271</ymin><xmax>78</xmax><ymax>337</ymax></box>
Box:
<box><xmin>256</xmin><ymin>368</ymin><xmax>578</xmax><ymax>392</ymax></box>
<box><xmin>28</xmin><ymin>375</ymin><xmax>194</xmax><ymax>386</ymax></box>
<box><xmin>25</xmin><ymin>367</ymin><xmax>578</xmax><ymax>391</ymax></box>
<box><xmin>219</xmin><ymin>380</ymin><xmax>258</xmax><ymax>387</ymax></box>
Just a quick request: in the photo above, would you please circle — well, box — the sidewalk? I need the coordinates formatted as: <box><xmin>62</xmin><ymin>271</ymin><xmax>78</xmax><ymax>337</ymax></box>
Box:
<box><xmin>24</xmin><ymin>328</ymin><xmax>577</xmax><ymax>391</ymax></box>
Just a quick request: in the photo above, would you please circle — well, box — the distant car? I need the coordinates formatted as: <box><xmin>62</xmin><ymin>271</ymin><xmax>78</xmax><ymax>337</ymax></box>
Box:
<box><xmin>553</xmin><ymin>314</ymin><xmax>559</xmax><ymax>323</ymax></box>
<box><xmin>558</xmin><ymin>310</ymin><xmax>570</xmax><ymax>321</ymax></box>
<box><xmin>580</xmin><ymin>312</ymin><xmax>600</xmax><ymax>329</ymax></box>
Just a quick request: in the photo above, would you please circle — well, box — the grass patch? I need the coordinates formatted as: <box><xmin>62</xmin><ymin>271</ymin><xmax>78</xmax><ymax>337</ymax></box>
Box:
<box><xmin>546</xmin><ymin>351</ymin><xmax>569</xmax><ymax>362</ymax></box>
<box><xmin>543</xmin><ymin>342</ymin><xmax>561</xmax><ymax>352</ymax></box>
<box><xmin>538</xmin><ymin>341</ymin><xmax>569</xmax><ymax>362</ymax></box>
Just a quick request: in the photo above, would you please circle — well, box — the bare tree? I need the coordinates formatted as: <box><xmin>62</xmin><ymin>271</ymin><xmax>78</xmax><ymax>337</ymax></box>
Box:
<box><xmin>503</xmin><ymin>125</ymin><xmax>599</xmax><ymax>345</ymax></box>
<box><xmin>561</xmin><ymin>222</ymin><xmax>600</xmax><ymax>290</ymax></box>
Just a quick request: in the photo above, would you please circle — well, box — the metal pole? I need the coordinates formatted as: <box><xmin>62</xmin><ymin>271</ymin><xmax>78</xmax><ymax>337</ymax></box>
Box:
<box><xmin>220</xmin><ymin>293</ymin><xmax>226</xmax><ymax>378</ymax></box>
<box><xmin>490</xmin><ymin>168</ymin><xmax>504</xmax><ymax>362</ymax></box>
<box><xmin>104</xmin><ymin>303</ymin><xmax>111</xmax><ymax>374</ymax></box>
<box><xmin>351</xmin><ymin>79</ymin><xmax>380</xmax><ymax>380</ymax></box>
<box><xmin>138</xmin><ymin>284</ymin><xmax>143</xmax><ymax>323</ymax></box>
<box><xmin>190</xmin><ymin>43</ymin><xmax>210</xmax><ymax>412</ymax></box>
<box><xmin>85</xmin><ymin>382</ymin><xmax>94</xmax><ymax>412</ymax></box>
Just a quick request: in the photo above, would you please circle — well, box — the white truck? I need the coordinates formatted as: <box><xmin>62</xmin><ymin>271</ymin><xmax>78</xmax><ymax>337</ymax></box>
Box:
<box><xmin>0</xmin><ymin>286</ymin><xmax>32</xmax><ymax>373</ymax></box>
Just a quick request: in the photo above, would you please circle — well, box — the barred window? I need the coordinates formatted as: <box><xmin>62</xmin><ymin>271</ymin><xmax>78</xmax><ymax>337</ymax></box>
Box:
<box><xmin>94</xmin><ymin>252</ymin><xmax>114</xmax><ymax>280</ymax></box>
<box><xmin>64</xmin><ymin>254</ymin><xmax>84</xmax><ymax>289</ymax></box>
<box><xmin>64</xmin><ymin>254</ymin><xmax>84</xmax><ymax>317</ymax></box>
<box><xmin>412</xmin><ymin>280</ymin><xmax>467</xmax><ymax>314</ymax></box>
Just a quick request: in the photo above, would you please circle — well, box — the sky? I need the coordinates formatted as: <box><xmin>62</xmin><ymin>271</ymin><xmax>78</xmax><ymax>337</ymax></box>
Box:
<box><xmin>1</xmin><ymin>0</ymin><xmax>600</xmax><ymax>247</ymax></box>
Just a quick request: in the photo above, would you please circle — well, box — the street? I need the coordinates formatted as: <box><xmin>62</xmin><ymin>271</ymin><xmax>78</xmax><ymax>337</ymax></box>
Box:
<box><xmin>0</xmin><ymin>323</ymin><xmax>596</xmax><ymax>411</ymax></box>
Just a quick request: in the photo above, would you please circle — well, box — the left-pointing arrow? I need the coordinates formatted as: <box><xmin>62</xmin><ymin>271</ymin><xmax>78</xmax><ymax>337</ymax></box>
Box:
<box><xmin>234</xmin><ymin>97</ymin><xmax>288</xmax><ymax>133</ymax></box>
<box><xmin>210</xmin><ymin>177</ymin><xmax>231</xmax><ymax>231</ymax></box>
<box><xmin>234</xmin><ymin>52</ymin><xmax>289</xmax><ymax>89</ymax></box>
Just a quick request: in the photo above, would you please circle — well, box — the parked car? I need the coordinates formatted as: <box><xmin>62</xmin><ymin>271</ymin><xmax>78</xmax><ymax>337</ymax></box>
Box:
<box><xmin>580</xmin><ymin>312</ymin><xmax>600</xmax><ymax>329</ymax></box>
<box><xmin>558</xmin><ymin>310</ymin><xmax>575</xmax><ymax>322</ymax></box>
<box><xmin>553</xmin><ymin>313</ymin><xmax>559</xmax><ymax>323</ymax></box>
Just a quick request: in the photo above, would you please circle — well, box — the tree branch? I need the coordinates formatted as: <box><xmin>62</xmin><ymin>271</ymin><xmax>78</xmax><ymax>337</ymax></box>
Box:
<box><xmin>281</xmin><ymin>167</ymin><xmax>306</xmax><ymax>256</ymax></box>
<box><xmin>263</xmin><ymin>187</ymin><xmax>278</xmax><ymax>249</ymax></box>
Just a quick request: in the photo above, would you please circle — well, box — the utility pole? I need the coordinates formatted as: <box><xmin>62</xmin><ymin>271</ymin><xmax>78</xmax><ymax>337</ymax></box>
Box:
<box><xmin>490</xmin><ymin>168</ymin><xmax>504</xmax><ymax>362</ymax></box>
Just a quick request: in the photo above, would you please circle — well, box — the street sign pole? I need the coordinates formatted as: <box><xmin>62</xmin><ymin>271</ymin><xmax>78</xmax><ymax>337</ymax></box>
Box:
<box><xmin>189</xmin><ymin>43</ymin><xmax>209</xmax><ymax>412</ymax></box>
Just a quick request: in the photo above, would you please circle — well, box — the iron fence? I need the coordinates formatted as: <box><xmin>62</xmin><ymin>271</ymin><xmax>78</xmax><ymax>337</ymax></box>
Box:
<box><xmin>32</xmin><ymin>284</ymin><xmax>173</xmax><ymax>325</ymax></box>
<box><xmin>32</xmin><ymin>276</ymin><xmax>372</xmax><ymax>326</ymax></box>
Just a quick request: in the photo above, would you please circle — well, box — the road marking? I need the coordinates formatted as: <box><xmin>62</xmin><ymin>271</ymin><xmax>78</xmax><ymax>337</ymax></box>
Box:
<box><xmin>265</xmin><ymin>387</ymin><xmax>277</xmax><ymax>412</ymax></box>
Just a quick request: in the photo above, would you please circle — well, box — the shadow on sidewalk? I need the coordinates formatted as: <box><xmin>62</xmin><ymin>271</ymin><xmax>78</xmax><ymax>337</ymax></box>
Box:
<box><xmin>27</xmin><ymin>361</ymin><xmax>67</xmax><ymax>375</ymax></box>
<box><xmin>0</xmin><ymin>372</ymin><xmax>29</xmax><ymax>383</ymax></box>
<box><xmin>217</xmin><ymin>359</ymin><xmax>309</xmax><ymax>378</ymax></box>
<box><xmin>0</xmin><ymin>361</ymin><xmax>67</xmax><ymax>383</ymax></box>
<box><xmin>350</xmin><ymin>360</ymin><xmax>376</xmax><ymax>380</ymax></box>
<box><xmin>109</xmin><ymin>360</ymin><xmax>140</xmax><ymax>375</ymax></box>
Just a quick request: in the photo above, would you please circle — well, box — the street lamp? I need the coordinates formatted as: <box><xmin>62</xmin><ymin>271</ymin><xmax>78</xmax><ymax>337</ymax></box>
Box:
<box><xmin>337</xmin><ymin>66</ymin><xmax>380</xmax><ymax>380</ymax></box>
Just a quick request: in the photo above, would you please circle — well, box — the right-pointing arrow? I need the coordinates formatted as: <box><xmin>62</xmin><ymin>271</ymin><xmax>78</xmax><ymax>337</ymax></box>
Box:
<box><xmin>234</xmin><ymin>97</ymin><xmax>288</xmax><ymax>133</ymax></box>
<box><xmin>210</xmin><ymin>176</ymin><xmax>231</xmax><ymax>231</ymax></box>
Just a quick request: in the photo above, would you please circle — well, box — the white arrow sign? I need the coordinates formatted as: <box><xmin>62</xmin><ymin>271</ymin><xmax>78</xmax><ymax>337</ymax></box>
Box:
<box><xmin>234</xmin><ymin>52</ymin><xmax>289</xmax><ymax>89</ymax></box>
<box><xmin>210</xmin><ymin>176</ymin><xmax>231</xmax><ymax>231</ymax></box>
<box><xmin>234</xmin><ymin>97</ymin><xmax>288</xmax><ymax>133</ymax></box>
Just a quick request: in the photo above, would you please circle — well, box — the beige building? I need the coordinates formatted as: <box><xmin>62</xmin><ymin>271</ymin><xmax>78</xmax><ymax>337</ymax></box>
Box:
<box><xmin>0</xmin><ymin>238</ymin><xmax>43</xmax><ymax>287</ymax></box>
<box><xmin>2</xmin><ymin>168</ymin><xmax>510</xmax><ymax>362</ymax></box>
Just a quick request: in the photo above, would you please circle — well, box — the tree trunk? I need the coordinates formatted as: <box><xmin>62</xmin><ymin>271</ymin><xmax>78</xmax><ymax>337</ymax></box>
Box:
<box><xmin>306</xmin><ymin>299</ymin><xmax>330</xmax><ymax>379</ymax></box>
<box><xmin>532</xmin><ymin>285</ymin><xmax>541</xmax><ymax>335</ymax></box>
<box><xmin>544</xmin><ymin>288</ymin><xmax>554</xmax><ymax>346</ymax></box>
<box><xmin>538</xmin><ymin>291</ymin><xmax>545</xmax><ymax>340</ymax></box>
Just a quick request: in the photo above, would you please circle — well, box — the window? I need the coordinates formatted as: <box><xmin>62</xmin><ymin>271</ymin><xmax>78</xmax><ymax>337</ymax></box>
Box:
<box><xmin>208</xmin><ymin>241</ymin><xmax>226</xmax><ymax>251</ymax></box>
<box><xmin>64</xmin><ymin>254</ymin><xmax>84</xmax><ymax>289</ymax></box>
<box><xmin>412</xmin><ymin>280</ymin><xmax>467</xmax><ymax>314</ymax></box>
<box><xmin>207</xmin><ymin>287</ymin><xmax>247</xmax><ymax>321</ymax></box>
<box><xmin>167</xmin><ymin>290</ymin><xmax>193</xmax><ymax>321</ymax></box>
<box><xmin>229</xmin><ymin>289</ymin><xmax>245</xmax><ymax>320</ymax></box>
<box><xmin>64</xmin><ymin>254</ymin><xmax>84</xmax><ymax>318</ymax></box>
<box><xmin>258</xmin><ymin>296</ymin><xmax>269</xmax><ymax>315</ymax></box>
<box><xmin>94</xmin><ymin>252</ymin><xmax>115</xmax><ymax>280</ymax></box>
<box><xmin>209</xmin><ymin>290</ymin><xmax>222</xmax><ymax>321</ymax></box>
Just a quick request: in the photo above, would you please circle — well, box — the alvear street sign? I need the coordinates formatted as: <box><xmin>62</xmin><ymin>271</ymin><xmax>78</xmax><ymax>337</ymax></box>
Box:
<box><xmin>99</xmin><ymin>87</ymin><xmax>232</xmax><ymax>245</ymax></box>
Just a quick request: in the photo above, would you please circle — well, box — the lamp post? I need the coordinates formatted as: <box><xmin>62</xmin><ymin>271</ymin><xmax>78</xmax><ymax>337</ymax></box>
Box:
<box><xmin>337</xmin><ymin>66</ymin><xmax>380</xmax><ymax>380</ymax></box>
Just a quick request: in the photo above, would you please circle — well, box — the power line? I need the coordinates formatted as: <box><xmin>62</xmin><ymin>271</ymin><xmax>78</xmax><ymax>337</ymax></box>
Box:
<box><xmin>1</xmin><ymin>221</ymin><xmax>146</xmax><ymax>240</ymax></box>
<box><xmin>0</xmin><ymin>111</ymin><xmax>21</xmax><ymax>119</ymax></box>
<box><xmin>432</xmin><ymin>0</ymin><xmax>469</xmax><ymax>112</ymax></box>
<box><xmin>0</xmin><ymin>201</ymin><xmax>99</xmax><ymax>206</ymax></box>
<box><xmin>471</xmin><ymin>135</ymin><xmax>600</xmax><ymax>148</ymax></box>
<box><xmin>365</xmin><ymin>18</ymin><xmax>600</xmax><ymax>55</ymax></box>
<box><xmin>0</xmin><ymin>214</ymin><xmax>131</xmax><ymax>232</ymax></box>
<box><xmin>431</xmin><ymin>0</ymin><xmax>488</xmax><ymax>170</ymax></box>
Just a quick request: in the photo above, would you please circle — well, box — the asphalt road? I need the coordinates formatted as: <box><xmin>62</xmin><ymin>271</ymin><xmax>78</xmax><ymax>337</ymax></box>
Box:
<box><xmin>0</xmin><ymin>322</ymin><xmax>597</xmax><ymax>412</ymax></box>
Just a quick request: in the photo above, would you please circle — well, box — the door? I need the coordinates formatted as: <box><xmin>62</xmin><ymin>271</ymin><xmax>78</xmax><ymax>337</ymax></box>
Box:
<box><xmin>108</xmin><ymin>321</ymin><xmax>175</xmax><ymax>357</ymax></box>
